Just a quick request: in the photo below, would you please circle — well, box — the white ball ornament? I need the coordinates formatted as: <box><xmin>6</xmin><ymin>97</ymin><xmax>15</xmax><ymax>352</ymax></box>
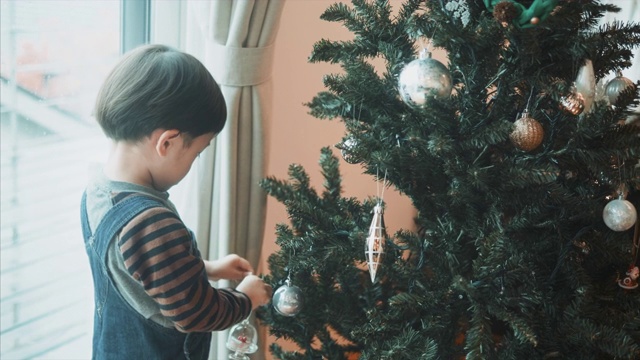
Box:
<box><xmin>398</xmin><ymin>49</ymin><xmax>452</xmax><ymax>107</ymax></box>
<box><xmin>603</xmin><ymin>197</ymin><xmax>637</xmax><ymax>232</ymax></box>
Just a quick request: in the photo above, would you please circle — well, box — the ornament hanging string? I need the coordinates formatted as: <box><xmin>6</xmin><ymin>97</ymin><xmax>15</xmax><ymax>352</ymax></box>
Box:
<box><xmin>416</xmin><ymin>28</ymin><xmax>438</xmax><ymax>62</ymax></box>
<box><xmin>518</xmin><ymin>86</ymin><xmax>536</xmax><ymax>119</ymax></box>
<box><xmin>287</xmin><ymin>247</ymin><xmax>295</xmax><ymax>279</ymax></box>
<box><xmin>617</xmin><ymin>157</ymin><xmax>625</xmax><ymax>197</ymax></box>
<box><xmin>633</xmin><ymin>218</ymin><xmax>639</xmax><ymax>266</ymax></box>
<box><xmin>526</xmin><ymin>87</ymin><xmax>535</xmax><ymax>112</ymax></box>
<box><xmin>417</xmin><ymin>28</ymin><xmax>437</xmax><ymax>54</ymax></box>
<box><xmin>377</xmin><ymin>168</ymin><xmax>389</xmax><ymax>205</ymax></box>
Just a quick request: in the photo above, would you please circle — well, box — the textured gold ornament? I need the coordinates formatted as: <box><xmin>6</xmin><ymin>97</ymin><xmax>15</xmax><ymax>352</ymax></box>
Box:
<box><xmin>510</xmin><ymin>110</ymin><xmax>544</xmax><ymax>152</ymax></box>
<box><xmin>559</xmin><ymin>85</ymin><xmax>585</xmax><ymax>116</ymax></box>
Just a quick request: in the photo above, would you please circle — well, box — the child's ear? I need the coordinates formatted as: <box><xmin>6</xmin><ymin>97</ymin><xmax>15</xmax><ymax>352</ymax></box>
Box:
<box><xmin>155</xmin><ymin>129</ymin><xmax>181</xmax><ymax>156</ymax></box>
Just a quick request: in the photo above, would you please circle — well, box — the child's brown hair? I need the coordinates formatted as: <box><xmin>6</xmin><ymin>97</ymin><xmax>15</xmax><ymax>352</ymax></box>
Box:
<box><xmin>94</xmin><ymin>44</ymin><xmax>226</xmax><ymax>142</ymax></box>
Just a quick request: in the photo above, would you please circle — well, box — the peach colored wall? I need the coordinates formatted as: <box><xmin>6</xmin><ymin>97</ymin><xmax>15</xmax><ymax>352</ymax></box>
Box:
<box><xmin>258</xmin><ymin>0</ymin><xmax>414</xmax><ymax>357</ymax></box>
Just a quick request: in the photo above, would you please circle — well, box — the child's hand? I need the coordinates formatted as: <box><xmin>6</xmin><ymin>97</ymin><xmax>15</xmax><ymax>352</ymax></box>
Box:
<box><xmin>205</xmin><ymin>254</ymin><xmax>253</xmax><ymax>281</ymax></box>
<box><xmin>236</xmin><ymin>275</ymin><xmax>273</xmax><ymax>310</ymax></box>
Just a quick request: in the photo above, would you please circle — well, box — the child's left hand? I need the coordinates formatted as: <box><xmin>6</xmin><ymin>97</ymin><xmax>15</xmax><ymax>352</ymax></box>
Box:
<box><xmin>205</xmin><ymin>254</ymin><xmax>254</xmax><ymax>281</ymax></box>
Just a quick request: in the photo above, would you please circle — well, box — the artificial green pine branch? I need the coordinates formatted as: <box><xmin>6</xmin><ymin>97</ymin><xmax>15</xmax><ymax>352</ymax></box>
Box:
<box><xmin>260</xmin><ymin>1</ymin><xmax>640</xmax><ymax>359</ymax></box>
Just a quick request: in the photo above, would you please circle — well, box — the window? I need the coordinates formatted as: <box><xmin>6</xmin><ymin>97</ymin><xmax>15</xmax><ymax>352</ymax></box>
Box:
<box><xmin>0</xmin><ymin>1</ymin><xmax>157</xmax><ymax>358</ymax></box>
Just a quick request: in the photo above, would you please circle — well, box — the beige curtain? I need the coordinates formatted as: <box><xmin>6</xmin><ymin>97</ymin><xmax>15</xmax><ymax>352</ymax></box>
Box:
<box><xmin>182</xmin><ymin>1</ymin><xmax>285</xmax><ymax>359</ymax></box>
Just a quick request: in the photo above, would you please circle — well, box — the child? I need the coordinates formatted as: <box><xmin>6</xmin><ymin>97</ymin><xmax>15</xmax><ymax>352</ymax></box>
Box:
<box><xmin>80</xmin><ymin>44</ymin><xmax>272</xmax><ymax>360</ymax></box>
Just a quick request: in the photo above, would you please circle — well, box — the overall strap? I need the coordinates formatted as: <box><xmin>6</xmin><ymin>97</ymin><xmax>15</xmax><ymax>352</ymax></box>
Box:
<box><xmin>81</xmin><ymin>191</ymin><xmax>165</xmax><ymax>255</ymax></box>
<box><xmin>80</xmin><ymin>191</ymin><xmax>92</xmax><ymax>240</ymax></box>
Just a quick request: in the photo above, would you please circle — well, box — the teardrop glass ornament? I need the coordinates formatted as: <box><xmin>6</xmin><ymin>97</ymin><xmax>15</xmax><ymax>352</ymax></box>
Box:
<box><xmin>365</xmin><ymin>204</ymin><xmax>387</xmax><ymax>282</ymax></box>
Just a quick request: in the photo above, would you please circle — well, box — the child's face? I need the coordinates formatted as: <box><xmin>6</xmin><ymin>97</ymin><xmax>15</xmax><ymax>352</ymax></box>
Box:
<box><xmin>154</xmin><ymin>131</ymin><xmax>215</xmax><ymax>191</ymax></box>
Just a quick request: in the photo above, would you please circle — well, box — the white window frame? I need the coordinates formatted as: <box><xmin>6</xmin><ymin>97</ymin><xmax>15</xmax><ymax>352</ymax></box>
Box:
<box><xmin>0</xmin><ymin>1</ymin><xmax>191</xmax><ymax>358</ymax></box>
<box><xmin>150</xmin><ymin>0</ymin><xmax>186</xmax><ymax>49</ymax></box>
<box><xmin>122</xmin><ymin>0</ymin><xmax>151</xmax><ymax>52</ymax></box>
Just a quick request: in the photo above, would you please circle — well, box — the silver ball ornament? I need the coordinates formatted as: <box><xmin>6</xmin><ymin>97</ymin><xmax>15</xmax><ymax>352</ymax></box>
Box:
<box><xmin>603</xmin><ymin>197</ymin><xmax>637</xmax><ymax>232</ymax></box>
<box><xmin>339</xmin><ymin>137</ymin><xmax>360</xmax><ymax>164</ymax></box>
<box><xmin>398</xmin><ymin>49</ymin><xmax>452</xmax><ymax>107</ymax></box>
<box><xmin>605</xmin><ymin>71</ymin><xmax>636</xmax><ymax>105</ymax></box>
<box><xmin>272</xmin><ymin>279</ymin><xmax>303</xmax><ymax>316</ymax></box>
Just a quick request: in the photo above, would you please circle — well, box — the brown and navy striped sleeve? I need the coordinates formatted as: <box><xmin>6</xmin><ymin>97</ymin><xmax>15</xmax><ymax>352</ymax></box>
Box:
<box><xmin>117</xmin><ymin>200</ymin><xmax>251</xmax><ymax>332</ymax></box>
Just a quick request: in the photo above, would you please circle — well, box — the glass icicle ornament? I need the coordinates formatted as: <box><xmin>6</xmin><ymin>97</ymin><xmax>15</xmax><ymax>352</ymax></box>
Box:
<box><xmin>574</xmin><ymin>59</ymin><xmax>596</xmax><ymax>113</ymax></box>
<box><xmin>226</xmin><ymin>317</ymin><xmax>259</xmax><ymax>360</ymax></box>
<box><xmin>365</xmin><ymin>203</ymin><xmax>387</xmax><ymax>282</ymax></box>
<box><xmin>605</xmin><ymin>71</ymin><xmax>636</xmax><ymax>106</ymax></box>
<box><xmin>398</xmin><ymin>48</ymin><xmax>452</xmax><ymax>107</ymax></box>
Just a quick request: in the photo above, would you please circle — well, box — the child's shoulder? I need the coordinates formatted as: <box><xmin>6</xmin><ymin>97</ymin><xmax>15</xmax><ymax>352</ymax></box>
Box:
<box><xmin>113</xmin><ymin>191</ymin><xmax>188</xmax><ymax>245</ymax></box>
<box><xmin>110</xmin><ymin>191</ymin><xmax>181</xmax><ymax>224</ymax></box>
<box><xmin>111</xmin><ymin>191</ymin><xmax>166</xmax><ymax>207</ymax></box>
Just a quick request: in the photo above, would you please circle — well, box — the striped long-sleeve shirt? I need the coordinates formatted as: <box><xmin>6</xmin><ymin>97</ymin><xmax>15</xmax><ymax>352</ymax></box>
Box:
<box><xmin>116</xmin><ymin>193</ymin><xmax>251</xmax><ymax>332</ymax></box>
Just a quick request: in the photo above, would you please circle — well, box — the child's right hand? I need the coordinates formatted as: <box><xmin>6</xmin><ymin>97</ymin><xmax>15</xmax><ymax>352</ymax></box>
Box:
<box><xmin>236</xmin><ymin>274</ymin><xmax>272</xmax><ymax>310</ymax></box>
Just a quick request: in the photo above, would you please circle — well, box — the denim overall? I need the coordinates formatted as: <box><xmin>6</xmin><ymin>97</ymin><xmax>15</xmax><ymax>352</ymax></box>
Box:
<box><xmin>80</xmin><ymin>192</ymin><xmax>211</xmax><ymax>360</ymax></box>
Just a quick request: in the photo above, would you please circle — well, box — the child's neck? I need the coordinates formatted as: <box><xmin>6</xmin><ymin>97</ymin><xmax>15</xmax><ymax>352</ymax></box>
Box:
<box><xmin>104</xmin><ymin>141</ymin><xmax>155</xmax><ymax>189</ymax></box>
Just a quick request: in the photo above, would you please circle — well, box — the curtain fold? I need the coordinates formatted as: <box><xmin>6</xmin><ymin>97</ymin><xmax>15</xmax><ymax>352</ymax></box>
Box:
<box><xmin>182</xmin><ymin>1</ymin><xmax>285</xmax><ymax>359</ymax></box>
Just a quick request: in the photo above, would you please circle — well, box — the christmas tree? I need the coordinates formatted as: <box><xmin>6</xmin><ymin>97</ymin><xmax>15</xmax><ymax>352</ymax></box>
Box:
<box><xmin>257</xmin><ymin>1</ymin><xmax>640</xmax><ymax>359</ymax></box>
